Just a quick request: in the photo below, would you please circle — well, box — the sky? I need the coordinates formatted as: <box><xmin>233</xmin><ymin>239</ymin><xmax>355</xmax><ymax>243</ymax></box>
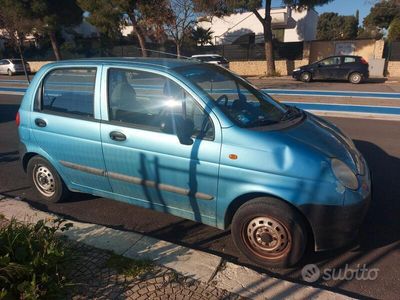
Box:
<box><xmin>272</xmin><ymin>0</ymin><xmax>374</xmax><ymax>24</ymax></box>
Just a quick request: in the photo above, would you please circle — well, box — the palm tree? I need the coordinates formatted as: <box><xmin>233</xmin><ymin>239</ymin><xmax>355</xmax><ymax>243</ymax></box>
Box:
<box><xmin>192</xmin><ymin>27</ymin><xmax>213</xmax><ymax>46</ymax></box>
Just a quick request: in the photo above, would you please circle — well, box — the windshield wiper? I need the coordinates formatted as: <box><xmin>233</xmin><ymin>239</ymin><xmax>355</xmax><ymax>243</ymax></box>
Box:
<box><xmin>281</xmin><ymin>106</ymin><xmax>302</xmax><ymax>121</ymax></box>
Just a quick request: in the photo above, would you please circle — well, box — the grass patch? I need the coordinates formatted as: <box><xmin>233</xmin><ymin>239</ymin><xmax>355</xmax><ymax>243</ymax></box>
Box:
<box><xmin>105</xmin><ymin>254</ymin><xmax>153</xmax><ymax>278</ymax></box>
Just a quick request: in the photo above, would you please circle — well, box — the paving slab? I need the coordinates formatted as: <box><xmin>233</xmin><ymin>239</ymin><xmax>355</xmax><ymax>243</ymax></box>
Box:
<box><xmin>213</xmin><ymin>262</ymin><xmax>350</xmax><ymax>300</ymax></box>
<box><xmin>123</xmin><ymin>235</ymin><xmax>222</xmax><ymax>282</ymax></box>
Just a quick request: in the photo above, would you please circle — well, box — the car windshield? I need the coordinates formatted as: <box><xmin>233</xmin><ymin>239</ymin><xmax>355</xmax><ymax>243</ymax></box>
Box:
<box><xmin>174</xmin><ymin>64</ymin><xmax>289</xmax><ymax>127</ymax></box>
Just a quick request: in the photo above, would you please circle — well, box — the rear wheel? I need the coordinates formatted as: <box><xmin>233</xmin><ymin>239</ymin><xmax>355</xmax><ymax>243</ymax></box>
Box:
<box><xmin>7</xmin><ymin>69</ymin><xmax>13</xmax><ymax>76</ymax></box>
<box><xmin>300</xmin><ymin>72</ymin><xmax>311</xmax><ymax>82</ymax></box>
<box><xmin>231</xmin><ymin>197</ymin><xmax>307</xmax><ymax>268</ymax></box>
<box><xmin>349</xmin><ymin>72</ymin><xmax>362</xmax><ymax>84</ymax></box>
<box><xmin>27</xmin><ymin>156</ymin><xmax>69</xmax><ymax>203</ymax></box>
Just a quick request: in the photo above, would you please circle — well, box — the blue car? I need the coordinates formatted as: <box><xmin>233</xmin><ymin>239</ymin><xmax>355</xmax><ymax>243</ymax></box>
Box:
<box><xmin>17</xmin><ymin>58</ymin><xmax>371</xmax><ymax>267</ymax></box>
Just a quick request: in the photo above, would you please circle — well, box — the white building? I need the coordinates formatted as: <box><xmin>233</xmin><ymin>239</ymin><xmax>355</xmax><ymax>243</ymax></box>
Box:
<box><xmin>198</xmin><ymin>6</ymin><xmax>318</xmax><ymax>44</ymax></box>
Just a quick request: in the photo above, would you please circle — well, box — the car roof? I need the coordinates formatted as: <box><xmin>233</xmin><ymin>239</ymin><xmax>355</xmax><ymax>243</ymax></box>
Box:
<box><xmin>191</xmin><ymin>54</ymin><xmax>221</xmax><ymax>57</ymax></box>
<box><xmin>47</xmin><ymin>57</ymin><xmax>201</xmax><ymax>70</ymax></box>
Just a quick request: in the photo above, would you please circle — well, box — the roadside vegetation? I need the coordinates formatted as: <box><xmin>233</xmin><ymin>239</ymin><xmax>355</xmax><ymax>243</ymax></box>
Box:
<box><xmin>0</xmin><ymin>216</ymin><xmax>73</xmax><ymax>299</ymax></box>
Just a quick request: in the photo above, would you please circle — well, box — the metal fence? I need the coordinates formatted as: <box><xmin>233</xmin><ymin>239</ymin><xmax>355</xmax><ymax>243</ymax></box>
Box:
<box><xmin>386</xmin><ymin>41</ymin><xmax>400</xmax><ymax>61</ymax></box>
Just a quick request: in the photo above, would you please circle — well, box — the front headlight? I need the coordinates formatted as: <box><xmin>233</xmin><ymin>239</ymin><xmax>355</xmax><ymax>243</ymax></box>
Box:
<box><xmin>331</xmin><ymin>159</ymin><xmax>359</xmax><ymax>190</ymax></box>
<box><xmin>293</xmin><ymin>68</ymin><xmax>300</xmax><ymax>72</ymax></box>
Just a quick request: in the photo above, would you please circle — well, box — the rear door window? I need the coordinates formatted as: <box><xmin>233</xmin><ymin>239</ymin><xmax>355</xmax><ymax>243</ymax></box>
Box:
<box><xmin>40</xmin><ymin>68</ymin><xmax>96</xmax><ymax>118</ymax></box>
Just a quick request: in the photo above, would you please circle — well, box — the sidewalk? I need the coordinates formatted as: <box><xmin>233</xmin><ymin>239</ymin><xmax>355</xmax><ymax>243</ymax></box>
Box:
<box><xmin>0</xmin><ymin>196</ymin><xmax>352</xmax><ymax>300</ymax></box>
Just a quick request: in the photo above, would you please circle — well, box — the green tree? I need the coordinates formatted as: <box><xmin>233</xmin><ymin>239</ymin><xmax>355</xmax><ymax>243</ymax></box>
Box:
<box><xmin>388</xmin><ymin>18</ymin><xmax>400</xmax><ymax>41</ymax></box>
<box><xmin>195</xmin><ymin>0</ymin><xmax>333</xmax><ymax>75</ymax></box>
<box><xmin>192</xmin><ymin>27</ymin><xmax>214</xmax><ymax>46</ymax></box>
<box><xmin>364</xmin><ymin>0</ymin><xmax>400</xmax><ymax>30</ymax></box>
<box><xmin>317</xmin><ymin>13</ymin><xmax>358</xmax><ymax>40</ymax></box>
<box><xmin>30</xmin><ymin>0</ymin><xmax>83</xmax><ymax>60</ymax></box>
<box><xmin>0</xmin><ymin>0</ymin><xmax>36</xmax><ymax>80</ymax></box>
<box><xmin>79</xmin><ymin>0</ymin><xmax>172</xmax><ymax>57</ymax></box>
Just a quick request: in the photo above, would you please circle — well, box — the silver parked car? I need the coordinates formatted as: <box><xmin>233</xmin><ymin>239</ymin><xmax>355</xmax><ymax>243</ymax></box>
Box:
<box><xmin>0</xmin><ymin>59</ymin><xmax>31</xmax><ymax>76</ymax></box>
<box><xmin>190</xmin><ymin>54</ymin><xmax>229</xmax><ymax>68</ymax></box>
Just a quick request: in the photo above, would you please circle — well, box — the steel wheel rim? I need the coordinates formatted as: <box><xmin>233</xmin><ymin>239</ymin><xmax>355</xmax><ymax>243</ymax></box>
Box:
<box><xmin>352</xmin><ymin>74</ymin><xmax>361</xmax><ymax>83</ymax></box>
<box><xmin>33</xmin><ymin>164</ymin><xmax>56</xmax><ymax>197</ymax></box>
<box><xmin>302</xmin><ymin>73</ymin><xmax>310</xmax><ymax>81</ymax></box>
<box><xmin>243</xmin><ymin>216</ymin><xmax>291</xmax><ymax>259</ymax></box>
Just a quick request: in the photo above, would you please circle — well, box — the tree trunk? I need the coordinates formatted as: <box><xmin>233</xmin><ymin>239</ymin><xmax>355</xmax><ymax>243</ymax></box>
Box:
<box><xmin>16</xmin><ymin>35</ymin><xmax>30</xmax><ymax>83</ymax></box>
<box><xmin>176</xmin><ymin>42</ymin><xmax>181</xmax><ymax>58</ymax></box>
<box><xmin>263</xmin><ymin>0</ymin><xmax>275</xmax><ymax>75</ymax></box>
<box><xmin>49</xmin><ymin>31</ymin><xmax>62</xmax><ymax>61</ymax></box>
<box><xmin>129</xmin><ymin>13</ymin><xmax>147</xmax><ymax>57</ymax></box>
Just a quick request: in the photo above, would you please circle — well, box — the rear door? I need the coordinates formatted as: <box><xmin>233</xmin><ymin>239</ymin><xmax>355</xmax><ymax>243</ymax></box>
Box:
<box><xmin>339</xmin><ymin>56</ymin><xmax>357</xmax><ymax>79</ymax></box>
<box><xmin>30</xmin><ymin>66</ymin><xmax>112</xmax><ymax>193</ymax></box>
<box><xmin>99</xmin><ymin>66</ymin><xmax>221</xmax><ymax>225</ymax></box>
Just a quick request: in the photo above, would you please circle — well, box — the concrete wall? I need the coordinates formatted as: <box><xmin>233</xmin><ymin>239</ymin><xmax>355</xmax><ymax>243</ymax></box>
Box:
<box><xmin>198</xmin><ymin>7</ymin><xmax>318</xmax><ymax>44</ymax></box>
<box><xmin>284</xmin><ymin>9</ymin><xmax>318</xmax><ymax>42</ymax></box>
<box><xmin>27</xmin><ymin>61</ymin><xmax>53</xmax><ymax>73</ymax></box>
<box><xmin>387</xmin><ymin>61</ymin><xmax>400</xmax><ymax>77</ymax></box>
<box><xmin>229</xmin><ymin>59</ymin><xmax>308</xmax><ymax>76</ymax></box>
<box><xmin>309</xmin><ymin>39</ymin><xmax>384</xmax><ymax>63</ymax></box>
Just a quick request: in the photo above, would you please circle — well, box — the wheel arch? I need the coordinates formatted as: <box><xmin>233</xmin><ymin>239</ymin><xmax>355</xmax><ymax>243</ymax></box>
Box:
<box><xmin>223</xmin><ymin>192</ymin><xmax>314</xmax><ymax>247</ymax></box>
<box><xmin>22</xmin><ymin>152</ymin><xmax>39</xmax><ymax>172</ymax></box>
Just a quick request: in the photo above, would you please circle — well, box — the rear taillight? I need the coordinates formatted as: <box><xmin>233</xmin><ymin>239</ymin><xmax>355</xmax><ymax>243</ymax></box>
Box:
<box><xmin>16</xmin><ymin>111</ymin><xmax>20</xmax><ymax>126</ymax></box>
<box><xmin>360</xmin><ymin>58</ymin><xmax>368</xmax><ymax>65</ymax></box>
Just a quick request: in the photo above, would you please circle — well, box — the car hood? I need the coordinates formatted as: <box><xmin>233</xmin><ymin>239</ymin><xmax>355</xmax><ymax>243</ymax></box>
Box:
<box><xmin>282</xmin><ymin>113</ymin><xmax>357</xmax><ymax>173</ymax></box>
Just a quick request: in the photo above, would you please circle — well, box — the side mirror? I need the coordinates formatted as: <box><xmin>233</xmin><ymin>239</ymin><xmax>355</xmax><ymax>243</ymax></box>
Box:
<box><xmin>176</xmin><ymin>117</ymin><xmax>194</xmax><ymax>145</ymax></box>
<box><xmin>159</xmin><ymin>114</ymin><xmax>194</xmax><ymax>145</ymax></box>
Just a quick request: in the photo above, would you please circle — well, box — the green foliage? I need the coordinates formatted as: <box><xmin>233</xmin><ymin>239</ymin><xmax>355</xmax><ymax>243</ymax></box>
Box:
<box><xmin>0</xmin><ymin>218</ymin><xmax>73</xmax><ymax>299</ymax></box>
<box><xmin>105</xmin><ymin>253</ymin><xmax>153</xmax><ymax>278</ymax></box>
<box><xmin>364</xmin><ymin>0</ymin><xmax>400</xmax><ymax>30</ymax></box>
<box><xmin>317</xmin><ymin>12</ymin><xmax>358</xmax><ymax>40</ymax></box>
<box><xmin>30</xmin><ymin>0</ymin><xmax>83</xmax><ymax>32</ymax></box>
<box><xmin>388</xmin><ymin>18</ymin><xmax>400</xmax><ymax>42</ymax></box>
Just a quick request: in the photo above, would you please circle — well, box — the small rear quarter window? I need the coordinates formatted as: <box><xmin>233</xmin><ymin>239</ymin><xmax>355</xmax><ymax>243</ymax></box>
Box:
<box><xmin>344</xmin><ymin>57</ymin><xmax>356</xmax><ymax>64</ymax></box>
<box><xmin>40</xmin><ymin>68</ymin><xmax>96</xmax><ymax>118</ymax></box>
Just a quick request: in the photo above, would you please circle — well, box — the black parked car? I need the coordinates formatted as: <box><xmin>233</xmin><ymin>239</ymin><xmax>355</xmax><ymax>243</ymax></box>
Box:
<box><xmin>292</xmin><ymin>55</ymin><xmax>369</xmax><ymax>84</ymax></box>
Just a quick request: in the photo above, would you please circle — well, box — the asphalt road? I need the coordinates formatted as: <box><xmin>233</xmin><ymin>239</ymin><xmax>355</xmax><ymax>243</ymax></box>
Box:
<box><xmin>1</xmin><ymin>92</ymin><xmax>399</xmax><ymax>299</ymax></box>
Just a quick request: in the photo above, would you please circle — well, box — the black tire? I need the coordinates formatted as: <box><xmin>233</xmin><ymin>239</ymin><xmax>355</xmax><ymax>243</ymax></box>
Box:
<box><xmin>349</xmin><ymin>72</ymin><xmax>362</xmax><ymax>84</ymax></box>
<box><xmin>27</xmin><ymin>156</ymin><xmax>69</xmax><ymax>203</ymax></box>
<box><xmin>300</xmin><ymin>72</ymin><xmax>312</xmax><ymax>82</ymax></box>
<box><xmin>231</xmin><ymin>197</ymin><xmax>307</xmax><ymax>268</ymax></box>
<box><xmin>7</xmin><ymin>69</ymin><xmax>13</xmax><ymax>76</ymax></box>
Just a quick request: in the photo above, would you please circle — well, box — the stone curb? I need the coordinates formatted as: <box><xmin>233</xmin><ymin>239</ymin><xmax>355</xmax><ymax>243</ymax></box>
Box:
<box><xmin>0</xmin><ymin>197</ymin><xmax>353</xmax><ymax>300</ymax></box>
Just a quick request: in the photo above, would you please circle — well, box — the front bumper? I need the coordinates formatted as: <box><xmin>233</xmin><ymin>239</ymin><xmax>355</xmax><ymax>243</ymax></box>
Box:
<box><xmin>292</xmin><ymin>71</ymin><xmax>301</xmax><ymax>80</ymax></box>
<box><xmin>299</xmin><ymin>191</ymin><xmax>371</xmax><ymax>251</ymax></box>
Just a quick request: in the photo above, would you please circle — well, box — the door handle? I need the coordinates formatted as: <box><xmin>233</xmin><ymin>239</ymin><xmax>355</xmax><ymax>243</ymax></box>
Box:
<box><xmin>34</xmin><ymin>118</ymin><xmax>47</xmax><ymax>127</ymax></box>
<box><xmin>109</xmin><ymin>131</ymin><xmax>126</xmax><ymax>141</ymax></box>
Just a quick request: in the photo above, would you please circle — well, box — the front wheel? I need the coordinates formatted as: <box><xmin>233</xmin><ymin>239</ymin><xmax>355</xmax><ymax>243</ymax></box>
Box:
<box><xmin>300</xmin><ymin>72</ymin><xmax>312</xmax><ymax>82</ymax></box>
<box><xmin>231</xmin><ymin>197</ymin><xmax>307</xmax><ymax>268</ymax></box>
<box><xmin>27</xmin><ymin>156</ymin><xmax>69</xmax><ymax>203</ymax></box>
<box><xmin>7</xmin><ymin>69</ymin><xmax>13</xmax><ymax>76</ymax></box>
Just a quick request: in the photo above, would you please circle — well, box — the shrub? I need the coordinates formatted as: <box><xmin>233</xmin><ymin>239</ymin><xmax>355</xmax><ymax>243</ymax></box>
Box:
<box><xmin>0</xmin><ymin>216</ymin><xmax>72</xmax><ymax>299</ymax></box>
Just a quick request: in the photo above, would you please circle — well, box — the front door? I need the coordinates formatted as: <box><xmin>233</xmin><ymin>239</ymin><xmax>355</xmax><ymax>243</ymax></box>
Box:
<box><xmin>100</xmin><ymin>67</ymin><xmax>221</xmax><ymax>226</ymax></box>
<box><xmin>31</xmin><ymin>67</ymin><xmax>112</xmax><ymax>193</ymax></box>
<box><xmin>314</xmin><ymin>56</ymin><xmax>341</xmax><ymax>80</ymax></box>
